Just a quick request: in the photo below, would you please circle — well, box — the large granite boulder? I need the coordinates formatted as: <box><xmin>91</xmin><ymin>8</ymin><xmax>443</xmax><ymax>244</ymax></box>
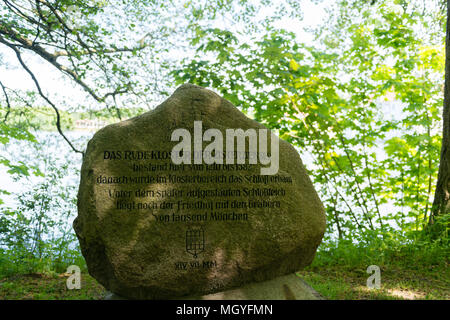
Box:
<box><xmin>74</xmin><ymin>83</ymin><xmax>326</xmax><ymax>299</ymax></box>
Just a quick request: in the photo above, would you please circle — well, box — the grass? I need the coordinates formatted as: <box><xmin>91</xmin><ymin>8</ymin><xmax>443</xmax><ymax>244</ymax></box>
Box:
<box><xmin>0</xmin><ymin>272</ymin><xmax>106</xmax><ymax>300</ymax></box>
<box><xmin>297</xmin><ymin>265</ymin><xmax>449</xmax><ymax>300</ymax></box>
<box><xmin>298</xmin><ymin>238</ymin><xmax>450</xmax><ymax>300</ymax></box>
<box><xmin>1</xmin><ymin>267</ymin><xmax>447</xmax><ymax>300</ymax></box>
<box><xmin>0</xmin><ymin>240</ymin><xmax>448</xmax><ymax>300</ymax></box>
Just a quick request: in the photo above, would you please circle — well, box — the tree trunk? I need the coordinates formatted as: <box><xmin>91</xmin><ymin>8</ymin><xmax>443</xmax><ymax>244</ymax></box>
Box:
<box><xmin>430</xmin><ymin>0</ymin><xmax>450</xmax><ymax>230</ymax></box>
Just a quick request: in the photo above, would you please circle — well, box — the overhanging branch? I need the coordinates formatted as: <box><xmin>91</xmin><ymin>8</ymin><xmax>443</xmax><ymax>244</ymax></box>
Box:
<box><xmin>1</xmin><ymin>39</ymin><xmax>84</xmax><ymax>156</ymax></box>
<box><xmin>0</xmin><ymin>22</ymin><xmax>144</xmax><ymax>103</ymax></box>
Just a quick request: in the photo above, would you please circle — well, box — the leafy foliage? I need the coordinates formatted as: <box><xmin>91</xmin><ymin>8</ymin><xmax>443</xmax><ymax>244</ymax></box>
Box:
<box><xmin>0</xmin><ymin>133</ymin><xmax>85</xmax><ymax>277</ymax></box>
<box><xmin>172</xmin><ymin>0</ymin><xmax>447</xmax><ymax>243</ymax></box>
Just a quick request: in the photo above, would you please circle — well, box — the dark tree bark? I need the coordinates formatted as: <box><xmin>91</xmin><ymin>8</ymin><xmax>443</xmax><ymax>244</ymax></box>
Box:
<box><xmin>430</xmin><ymin>0</ymin><xmax>450</xmax><ymax>231</ymax></box>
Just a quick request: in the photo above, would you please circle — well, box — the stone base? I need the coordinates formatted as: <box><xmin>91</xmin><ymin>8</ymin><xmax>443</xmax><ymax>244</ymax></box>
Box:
<box><xmin>104</xmin><ymin>273</ymin><xmax>324</xmax><ymax>300</ymax></box>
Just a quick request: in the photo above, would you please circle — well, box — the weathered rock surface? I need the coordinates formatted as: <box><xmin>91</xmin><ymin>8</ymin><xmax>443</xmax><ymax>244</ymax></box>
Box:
<box><xmin>74</xmin><ymin>83</ymin><xmax>326</xmax><ymax>299</ymax></box>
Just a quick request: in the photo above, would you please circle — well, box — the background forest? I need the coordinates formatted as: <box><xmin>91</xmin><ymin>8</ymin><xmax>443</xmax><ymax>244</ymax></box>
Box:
<box><xmin>0</xmin><ymin>0</ymin><xmax>448</xmax><ymax>299</ymax></box>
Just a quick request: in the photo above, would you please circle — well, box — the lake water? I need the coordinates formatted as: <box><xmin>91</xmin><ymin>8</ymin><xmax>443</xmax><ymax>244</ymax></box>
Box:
<box><xmin>0</xmin><ymin>131</ymin><xmax>92</xmax><ymax>209</ymax></box>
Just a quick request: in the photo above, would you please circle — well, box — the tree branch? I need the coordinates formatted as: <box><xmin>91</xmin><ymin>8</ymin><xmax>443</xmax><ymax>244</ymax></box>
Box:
<box><xmin>53</xmin><ymin>46</ymin><xmax>145</xmax><ymax>57</ymax></box>
<box><xmin>0</xmin><ymin>22</ymin><xmax>141</xmax><ymax>105</ymax></box>
<box><xmin>1</xmin><ymin>40</ymin><xmax>84</xmax><ymax>155</ymax></box>
<box><xmin>0</xmin><ymin>80</ymin><xmax>11</xmax><ymax>122</ymax></box>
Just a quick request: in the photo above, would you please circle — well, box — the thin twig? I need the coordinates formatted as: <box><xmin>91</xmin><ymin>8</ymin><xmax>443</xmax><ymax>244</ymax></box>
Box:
<box><xmin>0</xmin><ymin>80</ymin><xmax>11</xmax><ymax>122</ymax></box>
<box><xmin>4</xmin><ymin>41</ymin><xmax>84</xmax><ymax>155</ymax></box>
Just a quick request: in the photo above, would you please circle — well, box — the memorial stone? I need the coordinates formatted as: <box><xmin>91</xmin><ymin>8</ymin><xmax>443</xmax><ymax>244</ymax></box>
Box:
<box><xmin>74</xmin><ymin>84</ymin><xmax>326</xmax><ymax>299</ymax></box>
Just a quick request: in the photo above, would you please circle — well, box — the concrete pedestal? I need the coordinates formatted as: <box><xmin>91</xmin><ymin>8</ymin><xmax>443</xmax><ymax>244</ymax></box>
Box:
<box><xmin>104</xmin><ymin>273</ymin><xmax>324</xmax><ymax>300</ymax></box>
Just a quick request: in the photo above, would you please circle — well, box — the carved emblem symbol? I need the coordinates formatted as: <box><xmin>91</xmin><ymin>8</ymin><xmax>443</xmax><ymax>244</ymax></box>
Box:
<box><xmin>185</xmin><ymin>227</ymin><xmax>205</xmax><ymax>259</ymax></box>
